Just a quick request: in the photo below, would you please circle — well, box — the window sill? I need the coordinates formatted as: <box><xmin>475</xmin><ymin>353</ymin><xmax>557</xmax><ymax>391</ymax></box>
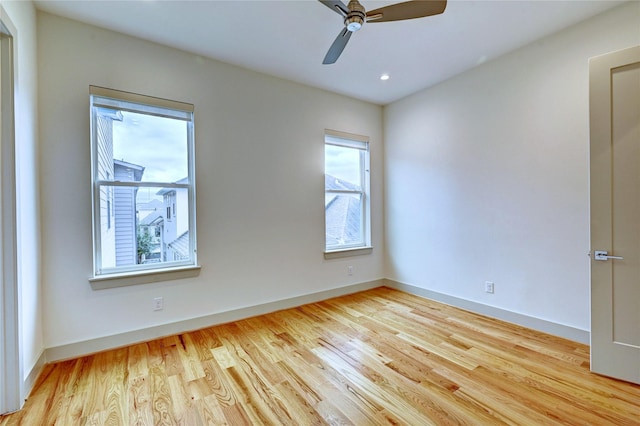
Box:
<box><xmin>89</xmin><ymin>265</ymin><xmax>201</xmax><ymax>290</ymax></box>
<box><xmin>324</xmin><ymin>246</ymin><xmax>373</xmax><ymax>260</ymax></box>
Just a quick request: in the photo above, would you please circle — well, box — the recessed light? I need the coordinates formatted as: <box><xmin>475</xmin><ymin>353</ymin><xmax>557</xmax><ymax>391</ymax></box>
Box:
<box><xmin>380</xmin><ymin>74</ymin><xmax>390</xmax><ymax>81</ymax></box>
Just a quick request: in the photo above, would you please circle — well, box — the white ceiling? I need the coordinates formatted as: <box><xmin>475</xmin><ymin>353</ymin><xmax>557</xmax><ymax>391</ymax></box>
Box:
<box><xmin>34</xmin><ymin>0</ymin><xmax>624</xmax><ymax>105</ymax></box>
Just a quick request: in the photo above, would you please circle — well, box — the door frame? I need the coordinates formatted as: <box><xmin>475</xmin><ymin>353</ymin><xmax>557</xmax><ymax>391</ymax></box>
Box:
<box><xmin>0</xmin><ymin>5</ymin><xmax>21</xmax><ymax>414</ymax></box>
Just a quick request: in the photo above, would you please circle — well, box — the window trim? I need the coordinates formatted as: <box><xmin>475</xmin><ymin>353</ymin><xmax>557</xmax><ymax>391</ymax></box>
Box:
<box><xmin>89</xmin><ymin>86</ymin><xmax>198</xmax><ymax>283</ymax></box>
<box><xmin>88</xmin><ymin>265</ymin><xmax>201</xmax><ymax>290</ymax></box>
<box><xmin>90</xmin><ymin>85</ymin><xmax>193</xmax><ymax>117</ymax></box>
<box><xmin>324</xmin><ymin>129</ymin><xmax>372</xmax><ymax>257</ymax></box>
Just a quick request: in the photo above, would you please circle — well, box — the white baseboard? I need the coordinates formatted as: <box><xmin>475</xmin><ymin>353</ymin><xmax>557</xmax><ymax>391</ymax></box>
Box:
<box><xmin>45</xmin><ymin>279</ymin><xmax>384</xmax><ymax>362</ymax></box>
<box><xmin>384</xmin><ymin>279</ymin><xmax>590</xmax><ymax>345</ymax></box>
<box><xmin>43</xmin><ymin>277</ymin><xmax>588</xmax><ymax>364</ymax></box>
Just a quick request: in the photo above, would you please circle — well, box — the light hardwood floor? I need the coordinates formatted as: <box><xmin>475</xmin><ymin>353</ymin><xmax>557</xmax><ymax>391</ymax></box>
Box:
<box><xmin>2</xmin><ymin>287</ymin><xmax>639</xmax><ymax>425</ymax></box>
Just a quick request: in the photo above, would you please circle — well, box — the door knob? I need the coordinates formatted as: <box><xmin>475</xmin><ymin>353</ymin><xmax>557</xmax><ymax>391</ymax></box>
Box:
<box><xmin>594</xmin><ymin>250</ymin><xmax>624</xmax><ymax>261</ymax></box>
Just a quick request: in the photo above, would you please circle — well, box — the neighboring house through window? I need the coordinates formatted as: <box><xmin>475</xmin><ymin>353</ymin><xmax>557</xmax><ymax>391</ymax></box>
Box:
<box><xmin>158</xmin><ymin>179</ymin><xmax>189</xmax><ymax>262</ymax></box>
<box><xmin>90</xmin><ymin>86</ymin><xmax>197</xmax><ymax>278</ymax></box>
<box><xmin>324</xmin><ymin>130</ymin><xmax>371</xmax><ymax>253</ymax></box>
<box><xmin>106</xmin><ymin>172</ymin><xmax>112</xmax><ymax>229</ymax></box>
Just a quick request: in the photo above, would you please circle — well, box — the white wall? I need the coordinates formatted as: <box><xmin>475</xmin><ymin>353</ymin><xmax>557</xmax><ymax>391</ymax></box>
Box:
<box><xmin>384</xmin><ymin>2</ymin><xmax>640</xmax><ymax>332</ymax></box>
<box><xmin>1</xmin><ymin>0</ymin><xmax>42</xmax><ymax>394</ymax></box>
<box><xmin>38</xmin><ymin>12</ymin><xmax>383</xmax><ymax>349</ymax></box>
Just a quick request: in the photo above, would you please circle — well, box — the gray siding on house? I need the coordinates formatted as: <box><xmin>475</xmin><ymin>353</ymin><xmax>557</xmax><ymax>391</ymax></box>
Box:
<box><xmin>96</xmin><ymin>110</ymin><xmax>119</xmax><ymax>268</ymax></box>
<box><xmin>158</xmin><ymin>183</ymin><xmax>190</xmax><ymax>263</ymax></box>
<box><xmin>113</xmin><ymin>187</ymin><xmax>137</xmax><ymax>266</ymax></box>
<box><xmin>96</xmin><ymin>113</ymin><xmax>114</xmax><ymax>181</ymax></box>
<box><xmin>113</xmin><ymin>161</ymin><xmax>144</xmax><ymax>266</ymax></box>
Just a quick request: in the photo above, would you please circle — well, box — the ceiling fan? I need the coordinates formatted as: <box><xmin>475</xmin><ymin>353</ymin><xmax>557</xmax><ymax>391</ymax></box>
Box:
<box><xmin>319</xmin><ymin>0</ymin><xmax>447</xmax><ymax>64</ymax></box>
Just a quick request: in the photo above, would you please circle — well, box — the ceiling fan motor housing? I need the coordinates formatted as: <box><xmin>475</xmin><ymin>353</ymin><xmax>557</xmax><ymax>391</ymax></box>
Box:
<box><xmin>345</xmin><ymin>0</ymin><xmax>366</xmax><ymax>32</ymax></box>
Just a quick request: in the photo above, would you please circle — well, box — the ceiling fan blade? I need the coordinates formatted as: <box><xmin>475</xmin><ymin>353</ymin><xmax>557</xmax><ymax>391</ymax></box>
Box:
<box><xmin>323</xmin><ymin>27</ymin><xmax>352</xmax><ymax>64</ymax></box>
<box><xmin>366</xmin><ymin>0</ymin><xmax>447</xmax><ymax>23</ymax></box>
<box><xmin>319</xmin><ymin>0</ymin><xmax>349</xmax><ymax>17</ymax></box>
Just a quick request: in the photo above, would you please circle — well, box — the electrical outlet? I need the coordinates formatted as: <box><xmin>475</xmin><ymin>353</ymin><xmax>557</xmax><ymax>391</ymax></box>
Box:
<box><xmin>153</xmin><ymin>296</ymin><xmax>164</xmax><ymax>311</ymax></box>
<box><xmin>348</xmin><ymin>265</ymin><xmax>353</xmax><ymax>276</ymax></box>
<box><xmin>485</xmin><ymin>281</ymin><xmax>494</xmax><ymax>294</ymax></box>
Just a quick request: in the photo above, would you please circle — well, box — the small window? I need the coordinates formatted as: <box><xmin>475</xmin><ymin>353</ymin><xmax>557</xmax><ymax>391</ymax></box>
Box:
<box><xmin>325</xmin><ymin>130</ymin><xmax>371</xmax><ymax>252</ymax></box>
<box><xmin>90</xmin><ymin>86</ymin><xmax>197</xmax><ymax>278</ymax></box>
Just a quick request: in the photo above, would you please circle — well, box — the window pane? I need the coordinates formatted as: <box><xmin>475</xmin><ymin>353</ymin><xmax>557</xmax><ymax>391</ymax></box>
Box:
<box><xmin>325</xmin><ymin>144</ymin><xmax>362</xmax><ymax>190</ymax></box>
<box><xmin>325</xmin><ymin>193</ymin><xmax>363</xmax><ymax>248</ymax></box>
<box><xmin>98</xmin><ymin>185</ymin><xmax>191</xmax><ymax>269</ymax></box>
<box><xmin>112</xmin><ymin>111</ymin><xmax>189</xmax><ymax>183</ymax></box>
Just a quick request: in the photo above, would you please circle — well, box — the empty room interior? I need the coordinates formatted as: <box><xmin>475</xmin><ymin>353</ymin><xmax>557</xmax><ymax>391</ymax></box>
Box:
<box><xmin>1</xmin><ymin>0</ymin><xmax>639</xmax><ymax>424</ymax></box>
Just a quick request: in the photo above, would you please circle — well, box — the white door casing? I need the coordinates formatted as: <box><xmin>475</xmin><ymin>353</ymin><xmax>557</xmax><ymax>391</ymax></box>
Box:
<box><xmin>0</xmin><ymin>8</ymin><xmax>21</xmax><ymax>414</ymax></box>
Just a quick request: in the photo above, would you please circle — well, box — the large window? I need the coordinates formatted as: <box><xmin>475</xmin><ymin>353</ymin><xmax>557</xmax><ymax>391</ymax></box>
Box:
<box><xmin>90</xmin><ymin>86</ymin><xmax>197</xmax><ymax>278</ymax></box>
<box><xmin>325</xmin><ymin>130</ymin><xmax>371</xmax><ymax>252</ymax></box>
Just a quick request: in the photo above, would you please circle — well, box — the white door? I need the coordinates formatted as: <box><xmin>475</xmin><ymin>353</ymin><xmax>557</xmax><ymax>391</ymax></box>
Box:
<box><xmin>590</xmin><ymin>45</ymin><xmax>640</xmax><ymax>384</ymax></box>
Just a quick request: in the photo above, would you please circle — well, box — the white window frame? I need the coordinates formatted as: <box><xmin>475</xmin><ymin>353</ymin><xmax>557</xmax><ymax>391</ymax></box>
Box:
<box><xmin>89</xmin><ymin>86</ymin><xmax>198</xmax><ymax>285</ymax></box>
<box><xmin>324</xmin><ymin>129</ymin><xmax>372</xmax><ymax>258</ymax></box>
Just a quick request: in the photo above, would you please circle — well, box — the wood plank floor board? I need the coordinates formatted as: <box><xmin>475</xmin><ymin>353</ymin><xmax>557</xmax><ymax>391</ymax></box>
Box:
<box><xmin>197</xmin><ymin>359</ymin><xmax>238</xmax><ymax>408</ymax></box>
<box><xmin>2</xmin><ymin>287</ymin><xmax>639</xmax><ymax>425</ymax></box>
<box><xmin>128</xmin><ymin>375</ymin><xmax>153</xmax><ymax>426</ymax></box>
<box><xmin>196</xmin><ymin>394</ymin><xmax>228</xmax><ymax>426</ymax></box>
<box><xmin>148</xmin><ymin>364</ymin><xmax>177</xmax><ymax>425</ymax></box>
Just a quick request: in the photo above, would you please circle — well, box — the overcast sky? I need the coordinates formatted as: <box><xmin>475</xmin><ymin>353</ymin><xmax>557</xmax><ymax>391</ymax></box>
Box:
<box><xmin>113</xmin><ymin>111</ymin><xmax>188</xmax><ymax>184</ymax></box>
<box><xmin>325</xmin><ymin>144</ymin><xmax>361</xmax><ymax>186</ymax></box>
